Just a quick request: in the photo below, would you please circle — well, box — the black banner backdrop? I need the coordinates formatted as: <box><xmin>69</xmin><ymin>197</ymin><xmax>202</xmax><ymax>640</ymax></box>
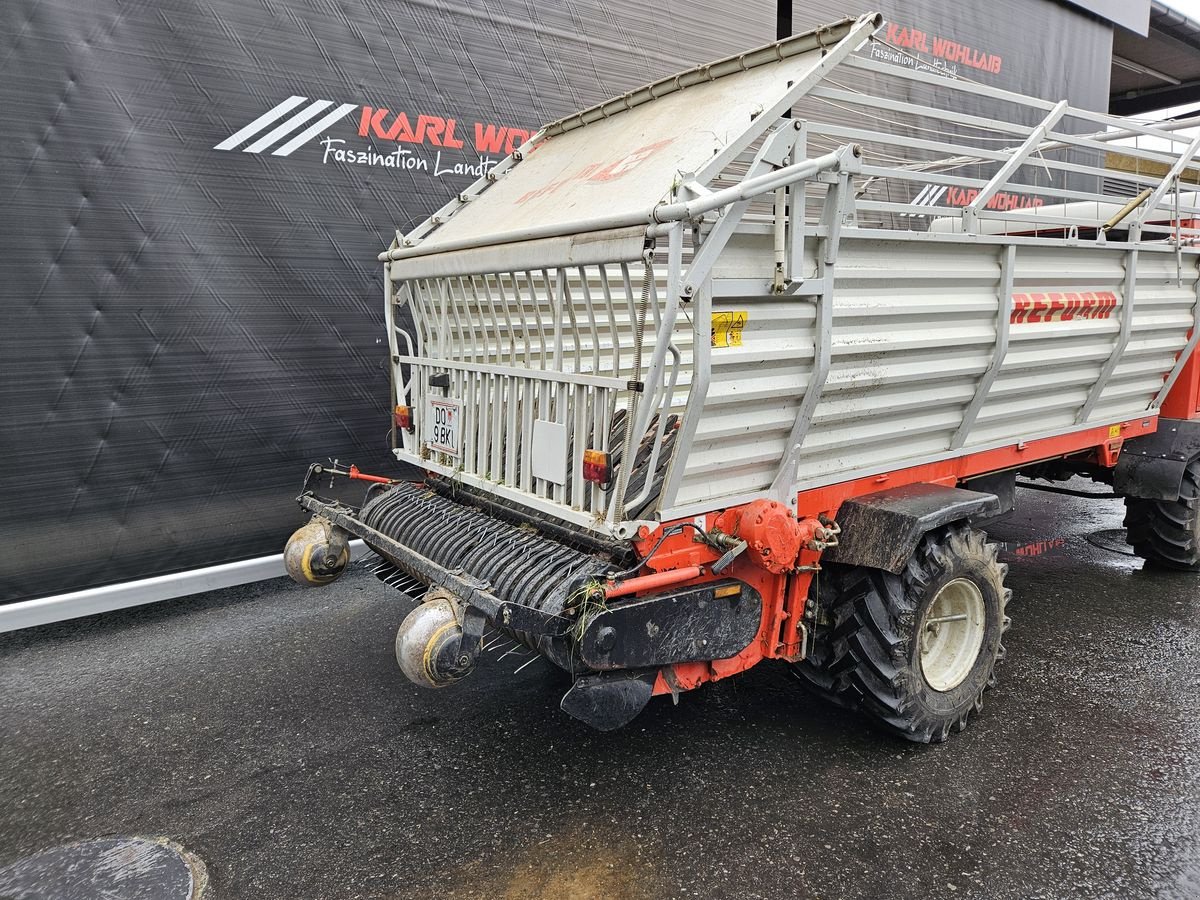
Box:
<box><xmin>1</xmin><ymin>0</ymin><xmax>776</xmax><ymax>603</ymax></box>
<box><xmin>2</xmin><ymin>0</ymin><xmax>1112</xmax><ymax>603</ymax></box>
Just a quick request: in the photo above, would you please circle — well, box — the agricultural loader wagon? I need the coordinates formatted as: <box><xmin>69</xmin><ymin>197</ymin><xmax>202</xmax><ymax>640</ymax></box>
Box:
<box><xmin>285</xmin><ymin>13</ymin><xmax>1200</xmax><ymax>741</ymax></box>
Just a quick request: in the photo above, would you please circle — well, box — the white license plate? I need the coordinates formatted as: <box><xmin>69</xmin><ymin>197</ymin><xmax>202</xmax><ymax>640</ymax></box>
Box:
<box><xmin>427</xmin><ymin>398</ymin><xmax>463</xmax><ymax>457</ymax></box>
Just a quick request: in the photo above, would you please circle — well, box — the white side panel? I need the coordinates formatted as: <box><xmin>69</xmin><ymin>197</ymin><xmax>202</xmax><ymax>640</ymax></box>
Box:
<box><xmin>793</xmin><ymin>240</ymin><xmax>1000</xmax><ymax>483</ymax></box>
<box><xmin>669</xmin><ymin>235</ymin><xmax>1198</xmax><ymax>510</ymax></box>
<box><xmin>673</xmin><ymin>292</ymin><xmax>819</xmax><ymax>503</ymax></box>
<box><xmin>1089</xmin><ymin>251</ymin><xmax>1197</xmax><ymax>422</ymax></box>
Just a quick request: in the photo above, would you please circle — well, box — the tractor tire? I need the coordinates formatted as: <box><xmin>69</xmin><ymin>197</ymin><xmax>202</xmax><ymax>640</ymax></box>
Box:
<box><xmin>793</xmin><ymin>523</ymin><xmax>1011</xmax><ymax>743</ymax></box>
<box><xmin>1123</xmin><ymin>459</ymin><xmax>1200</xmax><ymax>571</ymax></box>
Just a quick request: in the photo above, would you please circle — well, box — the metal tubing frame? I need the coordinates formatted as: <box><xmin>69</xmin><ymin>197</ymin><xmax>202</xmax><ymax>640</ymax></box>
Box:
<box><xmin>690</xmin><ymin>13</ymin><xmax>881</xmax><ymax>185</ymax></box>
<box><xmin>681</xmin><ymin>125</ymin><xmax>799</xmax><ymax>293</ymax></box>
<box><xmin>951</xmin><ymin>244</ymin><xmax>1015</xmax><ymax>450</ymax></box>
<box><xmin>962</xmin><ymin>101</ymin><xmax>1067</xmax><ymax>234</ymax></box>
<box><xmin>384</xmin><ymin>145</ymin><xmax>857</xmax><ymax>266</ymax></box>
<box><xmin>657</xmin><ymin>280</ymin><xmax>713</xmax><ymax>515</ymax></box>
<box><xmin>855</xmin><ymin>162</ymin><xmax>1166</xmax><ymax>211</ymax></box>
<box><xmin>768</xmin><ymin>287</ymin><xmax>832</xmax><ymax>501</ymax></box>
<box><xmin>391</xmin><ymin>354</ymin><xmax>627</xmax><ymax>390</ymax></box>
<box><xmin>623</xmin><ymin>343</ymin><xmax>683</xmax><ymax>513</ymax></box>
<box><xmin>1133</xmin><ymin>129</ymin><xmax>1200</xmax><ymax>240</ymax></box>
<box><xmin>1077</xmin><ymin>247</ymin><xmax>1138</xmax><ymax>424</ymax></box>
<box><xmin>766</xmin><ymin>169</ymin><xmax>850</xmax><ymax>501</ymax></box>
<box><xmin>610</xmin><ymin>226</ymin><xmax>684</xmax><ymax>523</ymax></box>
<box><xmin>386</xmin><ymin>213</ymin><xmax>652</xmax><ymax>263</ymax></box>
<box><xmin>653</xmin><ymin>145</ymin><xmax>859</xmax><ymax>223</ymax></box>
<box><xmin>837</xmin><ymin>55</ymin><xmax>1200</xmax><ymax>212</ymax></box>
<box><xmin>789</xmin><ymin>123</ymin><xmax>810</xmax><ymax>283</ymax></box>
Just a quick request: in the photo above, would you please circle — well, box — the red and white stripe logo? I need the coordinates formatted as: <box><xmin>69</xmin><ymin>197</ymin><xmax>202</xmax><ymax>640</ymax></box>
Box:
<box><xmin>901</xmin><ymin>183</ymin><xmax>947</xmax><ymax>217</ymax></box>
<box><xmin>213</xmin><ymin>96</ymin><xmax>358</xmax><ymax>157</ymax></box>
<box><xmin>1011</xmin><ymin>291</ymin><xmax>1118</xmax><ymax>324</ymax></box>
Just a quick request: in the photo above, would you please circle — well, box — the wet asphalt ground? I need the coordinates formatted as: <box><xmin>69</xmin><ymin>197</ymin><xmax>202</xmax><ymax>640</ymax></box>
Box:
<box><xmin>2</xmin><ymin>485</ymin><xmax>1199</xmax><ymax>900</ymax></box>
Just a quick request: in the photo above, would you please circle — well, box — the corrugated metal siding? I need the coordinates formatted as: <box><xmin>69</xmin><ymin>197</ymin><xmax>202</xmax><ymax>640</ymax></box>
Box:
<box><xmin>668</xmin><ymin>234</ymin><xmax>1197</xmax><ymax>509</ymax></box>
<box><xmin>676</xmin><ymin>295</ymin><xmax>817</xmax><ymax>502</ymax></box>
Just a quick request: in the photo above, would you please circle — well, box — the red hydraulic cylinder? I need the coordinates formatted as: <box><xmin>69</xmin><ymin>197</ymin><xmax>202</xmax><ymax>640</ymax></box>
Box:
<box><xmin>605</xmin><ymin>566</ymin><xmax>705</xmax><ymax>599</ymax></box>
<box><xmin>346</xmin><ymin>465</ymin><xmax>399</xmax><ymax>484</ymax></box>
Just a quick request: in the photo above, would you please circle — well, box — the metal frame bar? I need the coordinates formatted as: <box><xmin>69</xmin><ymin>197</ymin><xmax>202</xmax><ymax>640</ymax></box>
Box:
<box><xmin>1133</xmin><ymin>130</ymin><xmax>1200</xmax><ymax>239</ymax></box>
<box><xmin>654</xmin><ymin>146</ymin><xmax>858</xmax><ymax>225</ymax></box>
<box><xmin>844</xmin><ymin>53</ymin><xmax>1057</xmax><ymax>111</ymax></box>
<box><xmin>766</xmin><ymin>169</ymin><xmax>850</xmax><ymax>501</ymax></box>
<box><xmin>768</xmin><ymin>289</ymin><xmax>832</xmax><ymax>501</ymax></box>
<box><xmin>962</xmin><ymin>101</ymin><xmax>1067</xmax><ymax>233</ymax></box>
<box><xmin>951</xmin><ymin>244</ymin><xmax>1016</xmax><ymax>449</ymax></box>
<box><xmin>623</xmin><ymin>344</ymin><xmax>683</xmax><ymax>512</ymax></box>
<box><xmin>789</xmin><ymin>228</ymin><xmax>1194</xmax><ymax>251</ymax></box>
<box><xmin>788</xmin><ymin>122</ymin><xmax>810</xmax><ymax>282</ymax></box>
<box><xmin>622</xmin><ymin>231</ymin><xmax>680</xmax><ymax>456</ymax></box>
<box><xmin>855</xmin><ymin>163</ymin><xmax>1178</xmax><ymax>211</ymax></box>
<box><xmin>681</xmin><ymin>126</ymin><xmax>797</xmax><ymax>291</ymax></box>
<box><xmin>398</xmin><ymin>450</ymin><xmax>625</xmax><ymax>531</ymax></box>
<box><xmin>691</xmin><ymin>14</ymin><xmax>881</xmax><ymax>185</ymax></box>
<box><xmin>842</xmin><ymin>52</ymin><xmax>1200</xmax><ymax>158</ymax></box>
<box><xmin>657</xmin><ymin>279</ymin><xmax>713</xmax><ymax>514</ymax></box>
<box><xmin>1078</xmin><ymin>248</ymin><xmax>1138</xmax><ymax>424</ymax></box>
<box><xmin>390</xmin><ymin>355</ymin><xmax>626</xmax><ymax>390</ymax></box>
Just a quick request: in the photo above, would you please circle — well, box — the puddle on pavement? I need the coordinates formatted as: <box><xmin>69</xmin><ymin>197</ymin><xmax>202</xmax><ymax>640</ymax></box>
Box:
<box><xmin>451</xmin><ymin>827</ymin><xmax>657</xmax><ymax>900</ymax></box>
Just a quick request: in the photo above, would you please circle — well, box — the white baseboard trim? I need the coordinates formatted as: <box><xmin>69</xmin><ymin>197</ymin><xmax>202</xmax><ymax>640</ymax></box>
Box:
<box><xmin>0</xmin><ymin>540</ymin><xmax>368</xmax><ymax>634</ymax></box>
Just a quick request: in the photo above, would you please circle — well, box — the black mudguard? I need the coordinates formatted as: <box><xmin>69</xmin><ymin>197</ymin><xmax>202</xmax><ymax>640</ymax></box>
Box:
<box><xmin>822</xmin><ymin>483</ymin><xmax>1001</xmax><ymax>574</ymax></box>
<box><xmin>1115</xmin><ymin>418</ymin><xmax>1200</xmax><ymax>502</ymax></box>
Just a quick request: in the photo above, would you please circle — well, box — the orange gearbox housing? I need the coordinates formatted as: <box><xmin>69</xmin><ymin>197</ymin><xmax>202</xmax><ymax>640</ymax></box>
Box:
<box><xmin>714</xmin><ymin>499</ymin><xmax>826</xmax><ymax>574</ymax></box>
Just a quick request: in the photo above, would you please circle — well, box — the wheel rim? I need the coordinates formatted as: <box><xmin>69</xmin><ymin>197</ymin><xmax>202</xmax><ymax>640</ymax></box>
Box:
<box><xmin>918</xmin><ymin>577</ymin><xmax>986</xmax><ymax>692</ymax></box>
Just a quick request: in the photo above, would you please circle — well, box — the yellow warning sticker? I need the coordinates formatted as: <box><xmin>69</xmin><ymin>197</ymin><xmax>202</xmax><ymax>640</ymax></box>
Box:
<box><xmin>711</xmin><ymin>310</ymin><xmax>747</xmax><ymax>348</ymax></box>
<box><xmin>1108</xmin><ymin>424</ymin><xmax>1122</xmax><ymax>438</ymax></box>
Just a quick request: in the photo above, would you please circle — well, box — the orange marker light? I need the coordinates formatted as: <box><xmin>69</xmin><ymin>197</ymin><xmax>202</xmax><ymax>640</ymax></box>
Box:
<box><xmin>394</xmin><ymin>405</ymin><xmax>414</xmax><ymax>432</ymax></box>
<box><xmin>583</xmin><ymin>449</ymin><xmax>612</xmax><ymax>485</ymax></box>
